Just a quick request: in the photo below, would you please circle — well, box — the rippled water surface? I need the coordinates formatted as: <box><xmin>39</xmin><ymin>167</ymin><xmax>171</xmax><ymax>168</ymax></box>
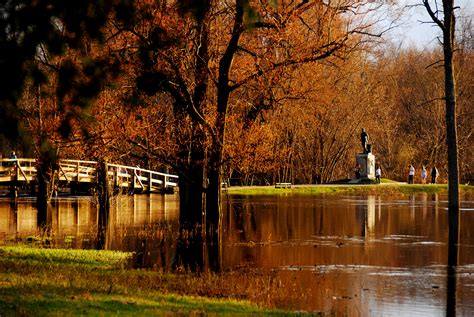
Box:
<box><xmin>1</xmin><ymin>192</ymin><xmax>474</xmax><ymax>315</ymax></box>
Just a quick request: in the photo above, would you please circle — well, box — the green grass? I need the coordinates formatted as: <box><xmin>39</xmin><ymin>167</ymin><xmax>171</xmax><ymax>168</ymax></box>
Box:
<box><xmin>224</xmin><ymin>182</ymin><xmax>473</xmax><ymax>196</ymax></box>
<box><xmin>224</xmin><ymin>185</ymin><xmax>365</xmax><ymax>196</ymax></box>
<box><xmin>0</xmin><ymin>246</ymin><xmax>132</xmax><ymax>269</ymax></box>
<box><xmin>0</xmin><ymin>288</ymin><xmax>283</xmax><ymax>316</ymax></box>
<box><xmin>0</xmin><ymin>246</ymin><xmax>303</xmax><ymax>316</ymax></box>
<box><xmin>379</xmin><ymin>178</ymin><xmax>398</xmax><ymax>184</ymax></box>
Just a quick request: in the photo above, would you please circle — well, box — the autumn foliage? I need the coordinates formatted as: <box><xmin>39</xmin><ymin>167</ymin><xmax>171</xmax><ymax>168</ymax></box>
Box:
<box><xmin>2</xmin><ymin>0</ymin><xmax>473</xmax><ymax>186</ymax></box>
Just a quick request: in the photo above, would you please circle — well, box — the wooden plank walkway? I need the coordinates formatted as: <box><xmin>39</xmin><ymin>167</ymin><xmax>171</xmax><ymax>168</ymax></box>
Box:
<box><xmin>0</xmin><ymin>158</ymin><xmax>178</xmax><ymax>194</ymax></box>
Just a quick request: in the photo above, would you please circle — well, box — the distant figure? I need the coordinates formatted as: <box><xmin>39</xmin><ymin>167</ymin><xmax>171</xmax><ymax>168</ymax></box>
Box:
<box><xmin>360</xmin><ymin>128</ymin><xmax>369</xmax><ymax>153</ymax></box>
<box><xmin>6</xmin><ymin>151</ymin><xmax>17</xmax><ymax>175</ymax></box>
<box><xmin>431</xmin><ymin>166</ymin><xmax>438</xmax><ymax>184</ymax></box>
<box><xmin>421</xmin><ymin>166</ymin><xmax>427</xmax><ymax>184</ymax></box>
<box><xmin>375</xmin><ymin>166</ymin><xmax>381</xmax><ymax>184</ymax></box>
<box><xmin>8</xmin><ymin>151</ymin><xmax>17</xmax><ymax>169</ymax></box>
<box><xmin>408</xmin><ymin>165</ymin><xmax>415</xmax><ymax>184</ymax></box>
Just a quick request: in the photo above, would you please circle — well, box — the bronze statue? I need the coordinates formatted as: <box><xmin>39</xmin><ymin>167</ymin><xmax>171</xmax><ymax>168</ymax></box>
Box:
<box><xmin>360</xmin><ymin>128</ymin><xmax>369</xmax><ymax>153</ymax></box>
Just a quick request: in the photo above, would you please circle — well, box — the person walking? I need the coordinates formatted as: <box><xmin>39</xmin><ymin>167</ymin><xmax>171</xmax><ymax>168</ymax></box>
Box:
<box><xmin>431</xmin><ymin>166</ymin><xmax>438</xmax><ymax>184</ymax></box>
<box><xmin>375</xmin><ymin>166</ymin><xmax>381</xmax><ymax>184</ymax></box>
<box><xmin>421</xmin><ymin>166</ymin><xmax>427</xmax><ymax>184</ymax></box>
<box><xmin>408</xmin><ymin>165</ymin><xmax>415</xmax><ymax>184</ymax></box>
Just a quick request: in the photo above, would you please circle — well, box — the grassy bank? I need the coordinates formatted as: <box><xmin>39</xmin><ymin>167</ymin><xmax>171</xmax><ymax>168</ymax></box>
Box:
<box><xmin>0</xmin><ymin>246</ymin><xmax>302</xmax><ymax>316</ymax></box>
<box><xmin>224</xmin><ymin>182</ymin><xmax>474</xmax><ymax>196</ymax></box>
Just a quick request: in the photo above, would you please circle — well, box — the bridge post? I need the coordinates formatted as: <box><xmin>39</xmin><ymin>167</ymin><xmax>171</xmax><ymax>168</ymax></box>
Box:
<box><xmin>97</xmin><ymin>159</ymin><xmax>110</xmax><ymax>249</ymax></box>
<box><xmin>148</xmin><ymin>171</ymin><xmax>152</xmax><ymax>192</ymax></box>
<box><xmin>76</xmin><ymin>161</ymin><xmax>80</xmax><ymax>182</ymax></box>
<box><xmin>130</xmin><ymin>171</ymin><xmax>134</xmax><ymax>194</ymax></box>
<box><xmin>9</xmin><ymin>160</ymin><xmax>18</xmax><ymax>198</ymax></box>
<box><xmin>114</xmin><ymin>166</ymin><xmax>119</xmax><ymax>189</ymax></box>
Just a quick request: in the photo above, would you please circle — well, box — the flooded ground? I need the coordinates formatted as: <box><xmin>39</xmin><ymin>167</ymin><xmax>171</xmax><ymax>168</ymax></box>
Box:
<box><xmin>0</xmin><ymin>192</ymin><xmax>473</xmax><ymax>315</ymax></box>
<box><xmin>223</xmin><ymin>193</ymin><xmax>474</xmax><ymax>315</ymax></box>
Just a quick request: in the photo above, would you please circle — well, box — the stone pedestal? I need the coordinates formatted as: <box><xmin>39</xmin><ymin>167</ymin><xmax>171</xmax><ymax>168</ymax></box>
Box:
<box><xmin>356</xmin><ymin>153</ymin><xmax>375</xmax><ymax>179</ymax></box>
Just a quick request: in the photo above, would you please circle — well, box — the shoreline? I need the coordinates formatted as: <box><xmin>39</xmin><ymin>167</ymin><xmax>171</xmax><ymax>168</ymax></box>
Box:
<box><xmin>224</xmin><ymin>183</ymin><xmax>473</xmax><ymax>195</ymax></box>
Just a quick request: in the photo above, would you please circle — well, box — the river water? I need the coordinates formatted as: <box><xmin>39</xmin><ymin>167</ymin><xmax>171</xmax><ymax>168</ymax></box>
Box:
<box><xmin>1</xmin><ymin>192</ymin><xmax>473</xmax><ymax>315</ymax></box>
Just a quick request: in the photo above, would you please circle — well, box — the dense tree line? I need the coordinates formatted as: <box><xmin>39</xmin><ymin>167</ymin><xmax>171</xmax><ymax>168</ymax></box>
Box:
<box><xmin>8</xmin><ymin>34</ymin><xmax>473</xmax><ymax>185</ymax></box>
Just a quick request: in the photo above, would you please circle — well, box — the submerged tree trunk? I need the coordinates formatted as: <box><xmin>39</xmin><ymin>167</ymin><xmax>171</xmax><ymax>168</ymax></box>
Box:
<box><xmin>206</xmin><ymin>143</ymin><xmax>223</xmax><ymax>272</ymax></box>
<box><xmin>96</xmin><ymin>159</ymin><xmax>110</xmax><ymax>250</ymax></box>
<box><xmin>178</xmin><ymin>127</ymin><xmax>206</xmax><ymax>228</ymax></box>
<box><xmin>176</xmin><ymin>168</ymin><xmax>206</xmax><ymax>272</ymax></box>
<box><xmin>447</xmin><ymin>211</ymin><xmax>460</xmax><ymax>316</ymax></box>
<box><xmin>177</xmin><ymin>0</ymin><xmax>210</xmax><ymax>229</ymax></box>
<box><xmin>442</xmin><ymin>12</ymin><xmax>461</xmax><ymax>317</ymax></box>
<box><xmin>36</xmin><ymin>155</ymin><xmax>56</xmax><ymax>227</ymax></box>
<box><xmin>423</xmin><ymin>5</ymin><xmax>460</xmax><ymax>315</ymax></box>
<box><xmin>175</xmin><ymin>125</ymin><xmax>206</xmax><ymax>271</ymax></box>
<box><xmin>206</xmin><ymin>113</ymin><xmax>226</xmax><ymax>236</ymax></box>
<box><xmin>201</xmin><ymin>0</ymin><xmax>245</xmax><ymax>271</ymax></box>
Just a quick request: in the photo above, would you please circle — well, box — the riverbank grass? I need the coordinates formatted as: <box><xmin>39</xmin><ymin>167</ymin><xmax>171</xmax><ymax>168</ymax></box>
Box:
<box><xmin>225</xmin><ymin>182</ymin><xmax>473</xmax><ymax>196</ymax></box>
<box><xmin>0</xmin><ymin>246</ymin><xmax>295</xmax><ymax>316</ymax></box>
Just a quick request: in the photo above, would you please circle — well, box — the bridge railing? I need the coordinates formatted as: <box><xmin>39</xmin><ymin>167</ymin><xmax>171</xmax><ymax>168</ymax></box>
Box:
<box><xmin>0</xmin><ymin>158</ymin><xmax>178</xmax><ymax>192</ymax></box>
<box><xmin>107</xmin><ymin>164</ymin><xmax>178</xmax><ymax>190</ymax></box>
<box><xmin>58</xmin><ymin>159</ymin><xmax>98</xmax><ymax>183</ymax></box>
<box><xmin>0</xmin><ymin>158</ymin><xmax>37</xmax><ymax>182</ymax></box>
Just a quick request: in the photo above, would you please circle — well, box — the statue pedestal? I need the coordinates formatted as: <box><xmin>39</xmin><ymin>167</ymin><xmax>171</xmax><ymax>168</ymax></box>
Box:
<box><xmin>356</xmin><ymin>153</ymin><xmax>375</xmax><ymax>179</ymax></box>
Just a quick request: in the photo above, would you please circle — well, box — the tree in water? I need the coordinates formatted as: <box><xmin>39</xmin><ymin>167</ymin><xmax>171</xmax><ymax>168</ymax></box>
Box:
<box><xmin>0</xmin><ymin>0</ymin><xmax>394</xmax><ymax>270</ymax></box>
<box><xmin>421</xmin><ymin>1</ymin><xmax>460</xmax><ymax>314</ymax></box>
<box><xmin>107</xmin><ymin>1</ymin><xmax>390</xmax><ymax>271</ymax></box>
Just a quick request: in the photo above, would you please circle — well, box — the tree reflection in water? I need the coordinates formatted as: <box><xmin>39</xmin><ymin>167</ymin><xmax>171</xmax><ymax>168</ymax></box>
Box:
<box><xmin>447</xmin><ymin>205</ymin><xmax>460</xmax><ymax>317</ymax></box>
<box><xmin>0</xmin><ymin>192</ymin><xmax>473</xmax><ymax>314</ymax></box>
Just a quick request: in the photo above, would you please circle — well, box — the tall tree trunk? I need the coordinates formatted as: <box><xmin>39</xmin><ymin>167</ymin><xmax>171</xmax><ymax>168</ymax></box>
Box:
<box><xmin>206</xmin><ymin>0</ymin><xmax>244</xmax><ymax>226</ymax></box>
<box><xmin>205</xmin><ymin>0</ymin><xmax>244</xmax><ymax>269</ymax></box>
<box><xmin>178</xmin><ymin>0</ymin><xmax>210</xmax><ymax>229</ymax></box>
<box><xmin>442</xmin><ymin>5</ymin><xmax>461</xmax><ymax>316</ymax></box>
<box><xmin>423</xmin><ymin>1</ymin><xmax>460</xmax><ymax>276</ymax></box>
<box><xmin>172</xmin><ymin>0</ymin><xmax>212</xmax><ymax>271</ymax></box>
<box><xmin>441</xmin><ymin>0</ymin><xmax>460</xmax><ymax>213</ymax></box>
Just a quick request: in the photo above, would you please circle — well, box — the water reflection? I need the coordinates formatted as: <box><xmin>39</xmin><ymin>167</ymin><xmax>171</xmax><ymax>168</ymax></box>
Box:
<box><xmin>107</xmin><ymin>194</ymin><xmax>180</xmax><ymax>270</ymax></box>
<box><xmin>0</xmin><ymin>194</ymin><xmax>179</xmax><ymax>251</ymax></box>
<box><xmin>223</xmin><ymin>195</ymin><xmax>451</xmax><ymax>267</ymax></box>
<box><xmin>1</xmin><ymin>192</ymin><xmax>474</xmax><ymax>315</ymax></box>
<box><xmin>222</xmin><ymin>193</ymin><xmax>474</xmax><ymax>315</ymax></box>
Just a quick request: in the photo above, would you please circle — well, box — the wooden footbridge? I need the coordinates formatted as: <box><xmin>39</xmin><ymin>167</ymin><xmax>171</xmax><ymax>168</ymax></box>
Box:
<box><xmin>0</xmin><ymin>158</ymin><xmax>178</xmax><ymax>195</ymax></box>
